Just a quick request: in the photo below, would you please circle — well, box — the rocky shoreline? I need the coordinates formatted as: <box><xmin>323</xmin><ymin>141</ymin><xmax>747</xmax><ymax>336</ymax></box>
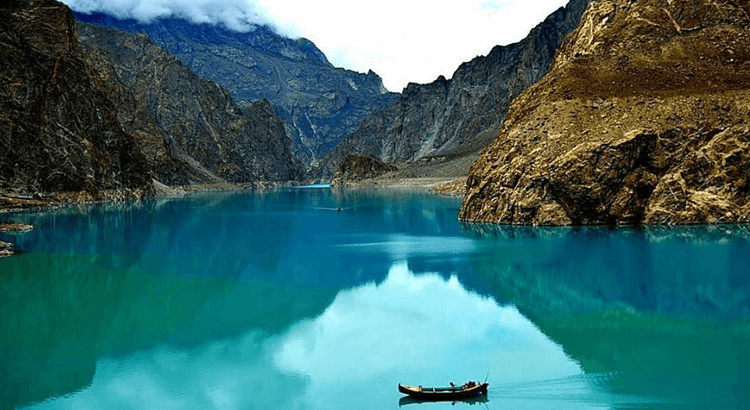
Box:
<box><xmin>0</xmin><ymin>180</ymin><xmax>302</xmax><ymax>258</ymax></box>
<box><xmin>429</xmin><ymin>178</ymin><xmax>468</xmax><ymax>197</ymax></box>
<box><xmin>327</xmin><ymin>144</ymin><xmax>473</xmax><ymax>195</ymax></box>
<box><xmin>328</xmin><ymin>173</ymin><xmax>468</xmax><ymax>197</ymax></box>
<box><xmin>0</xmin><ymin>222</ymin><xmax>35</xmax><ymax>258</ymax></box>
<box><xmin>0</xmin><ymin>180</ymin><xmax>298</xmax><ymax>212</ymax></box>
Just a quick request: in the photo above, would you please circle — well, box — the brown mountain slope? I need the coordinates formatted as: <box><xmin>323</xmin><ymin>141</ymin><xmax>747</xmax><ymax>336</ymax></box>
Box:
<box><xmin>460</xmin><ymin>0</ymin><xmax>750</xmax><ymax>225</ymax></box>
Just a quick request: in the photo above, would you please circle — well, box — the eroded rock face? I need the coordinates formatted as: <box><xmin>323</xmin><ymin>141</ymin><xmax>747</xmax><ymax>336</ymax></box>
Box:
<box><xmin>314</xmin><ymin>0</ymin><xmax>592</xmax><ymax>181</ymax></box>
<box><xmin>0</xmin><ymin>0</ymin><xmax>153</xmax><ymax>200</ymax></box>
<box><xmin>330</xmin><ymin>154</ymin><xmax>397</xmax><ymax>187</ymax></box>
<box><xmin>460</xmin><ymin>0</ymin><xmax>750</xmax><ymax>225</ymax></box>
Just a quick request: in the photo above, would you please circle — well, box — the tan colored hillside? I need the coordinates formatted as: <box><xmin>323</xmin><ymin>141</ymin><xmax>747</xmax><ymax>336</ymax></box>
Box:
<box><xmin>460</xmin><ymin>0</ymin><xmax>750</xmax><ymax>225</ymax></box>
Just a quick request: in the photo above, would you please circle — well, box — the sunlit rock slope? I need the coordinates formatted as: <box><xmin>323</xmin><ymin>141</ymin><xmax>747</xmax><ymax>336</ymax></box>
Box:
<box><xmin>461</xmin><ymin>0</ymin><xmax>750</xmax><ymax>225</ymax></box>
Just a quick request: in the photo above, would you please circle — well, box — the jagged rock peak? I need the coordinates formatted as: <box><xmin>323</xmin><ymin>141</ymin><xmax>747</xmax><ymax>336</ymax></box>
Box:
<box><xmin>460</xmin><ymin>0</ymin><xmax>750</xmax><ymax>226</ymax></box>
<box><xmin>402</xmin><ymin>75</ymin><xmax>450</xmax><ymax>97</ymax></box>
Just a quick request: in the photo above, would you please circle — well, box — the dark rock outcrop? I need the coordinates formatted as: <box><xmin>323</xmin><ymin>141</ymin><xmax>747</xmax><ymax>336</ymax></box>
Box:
<box><xmin>315</xmin><ymin>0</ymin><xmax>592</xmax><ymax>181</ymax></box>
<box><xmin>330</xmin><ymin>154</ymin><xmax>397</xmax><ymax>187</ymax></box>
<box><xmin>74</xmin><ymin>13</ymin><xmax>400</xmax><ymax>167</ymax></box>
<box><xmin>0</xmin><ymin>0</ymin><xmax>153</xmax><ymax>201</ymax></box>
<box><xmin>240</xmin><ymin>99</ymin><xmax>305</xmax><ymax>182</ymax></box>
<box><xmin>460</xmin><ymin>0</ymin><xmax>750</xmax><ymax>225</ymax></box>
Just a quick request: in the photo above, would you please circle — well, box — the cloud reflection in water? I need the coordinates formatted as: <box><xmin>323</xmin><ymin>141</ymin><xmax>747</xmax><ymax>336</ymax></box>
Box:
<box><xmin>276</xmin><ymin>262</ymin><xmax>579</xmax><ymax>382</ymax></box>
<box><xmin>274</xmin><ymin>261</ymin><xmax>584</xmax><ymax>408</ymax></box>
<box><xmin>26</xmin><ymin>262</ymin><xmax>584</xmax><ymax>410</ymax></box>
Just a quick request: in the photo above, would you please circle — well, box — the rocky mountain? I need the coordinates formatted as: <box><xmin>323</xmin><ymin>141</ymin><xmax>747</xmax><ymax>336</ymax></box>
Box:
<box><xmin>460</xmin><ymin>0</ymin><xmax>750</xmax><ymax>225</ymax></box>
<box><xmin>74</xmin><ymin>13</ymin><xmax>400</xmax><ymax>167</ymax></box>
<box><xmin>0</xmin><ymin>0</ymin><xmax>153</xmax><ymax>202</ymax></box>
<box><xmin>1</xmin><ymin>0</ymin><xmax>303</xmax><ymax>208</ymax></box>
<box><xmin>77</xmin><ymin>22</ymin><xmax>303</xmax><ymax>185</ymax></box>
<box><xmin>314</xmin><ymin>0</ymin><xmax>592</xmax><ymax>181</ymax></box>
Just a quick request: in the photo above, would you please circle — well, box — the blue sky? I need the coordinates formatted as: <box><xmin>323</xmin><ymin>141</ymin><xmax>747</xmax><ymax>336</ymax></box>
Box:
<box><xmin>63</xmin><ymin>0</ymin><xmax>571</xmax><ymax>92</ymax></box>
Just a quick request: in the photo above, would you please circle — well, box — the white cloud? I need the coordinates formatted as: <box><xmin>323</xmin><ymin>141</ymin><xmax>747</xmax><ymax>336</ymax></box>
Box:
<box><xmin>255</xmin><ymin>0</ymin><xmax>571</xmax><ymax>91</ymax></box>
<box><xmin>61</xmin><ymin>0</ymin><xmax>275</xmax><ymax>32</ymax></box>
<box><xmin>62</xmin><ymin>0</ymin><xmax>571</xmax><ymax>92</ymax></box>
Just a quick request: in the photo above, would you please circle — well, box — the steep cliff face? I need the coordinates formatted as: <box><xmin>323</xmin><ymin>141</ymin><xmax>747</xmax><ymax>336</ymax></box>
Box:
<box><xmin>460</xmin><ymin>0</ymin><xmax>750</xmax><ymax>225</ymax></box>
<box><xmin>0</xmin><ymin>0</ymin><xmax>153</xmax><ymax>200</ymax></box>
<box><xmin>241</xmin><ymin>98</ymin><xmax>304</xmax><ymax>182</ymax></box>
<box><xmin>77</xmin><ymin>22</ymin><xmax>303</xmax><ymax>184</ymax></box>
<box><xmin>315</xmin><ymin>0</ymin><xmax>592</xmax><ymax>181</ymax></box>
<box><xmin>74</xmin><ymin>13</ymin><xmax>400</xmax><ymax>167</ymax></box>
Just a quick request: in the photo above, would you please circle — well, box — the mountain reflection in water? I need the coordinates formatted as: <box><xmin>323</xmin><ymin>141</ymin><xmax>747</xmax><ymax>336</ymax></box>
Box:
<box><xmin>0</xmin><ymin>189</ymin><xmax>748</xmax><ymax>409</ymax></box>
<box><xmin>463</xmin><ymin>223</ymin><xmax>750</xmax><ymax>409</ymax></box>
<box><xmin>19</xmin><ymin>263</ymin><xmax>590</xmax><ymax>410</ymax></box>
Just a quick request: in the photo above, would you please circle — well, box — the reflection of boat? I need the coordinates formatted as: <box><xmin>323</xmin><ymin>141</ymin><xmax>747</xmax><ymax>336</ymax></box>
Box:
<box><xmin>398</xmin><ymin>382</ymin><xmax>489</xmax><ymax>401</ymax></box>
<box><xmin>399</xmin><ymin>393</ymin><xmax>489</xmax><ymax>407</ymax></box>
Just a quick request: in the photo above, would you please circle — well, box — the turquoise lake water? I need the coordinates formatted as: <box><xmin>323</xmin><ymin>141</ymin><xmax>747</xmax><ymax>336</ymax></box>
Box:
<box><xmin>1</xmin><ymin>187</ymin><xmax>748</xmax><ymax>409</ymax></box>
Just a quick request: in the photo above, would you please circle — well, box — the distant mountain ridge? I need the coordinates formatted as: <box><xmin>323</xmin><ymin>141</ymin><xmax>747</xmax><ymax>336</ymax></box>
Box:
<box><xmin>76</xmin><ymin>13</ymin><xmax>331</xmax><ymax>68</ymax></box>
<box><xmin>77</xmin><ymin>21</ymin><xmax>303</xmax><ymax>185</ymax></box>
<box><xmin>314</xmin><ymin>0</ymin><xmax>592</xmax><ymax>182</ymax></box>
<box><xmin>75</xmin><ymin>12</ymin><xmax>400</xmax><ymax>167</ymax></box>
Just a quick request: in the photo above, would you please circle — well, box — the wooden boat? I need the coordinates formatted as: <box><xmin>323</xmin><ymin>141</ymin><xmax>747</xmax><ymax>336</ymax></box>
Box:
<box><xmin>398</xmin><ymin>381</ymin><xmax>488</xmax><ymax>401</ymax></box>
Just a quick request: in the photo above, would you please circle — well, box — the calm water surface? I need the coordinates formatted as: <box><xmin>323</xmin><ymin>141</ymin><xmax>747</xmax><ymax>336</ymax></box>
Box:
<box><xmin>1</xmin><ymin>187</ymin><xmax>748</xmax><ymax>409</ymax></box>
